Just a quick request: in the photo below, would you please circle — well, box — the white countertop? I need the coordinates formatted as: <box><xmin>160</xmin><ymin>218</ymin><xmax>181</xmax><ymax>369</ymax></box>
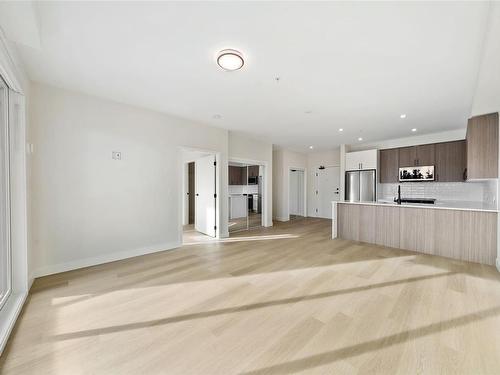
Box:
<box><xmin>333</xmin><ymin>199</ymin><xmax>498</xmax><ymax>213</ymax></box>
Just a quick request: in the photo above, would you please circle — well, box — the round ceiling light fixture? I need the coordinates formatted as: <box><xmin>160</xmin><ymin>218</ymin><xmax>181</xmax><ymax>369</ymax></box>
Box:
<box><xmin>217</xmin><ymin>49</ymin><xmax>244</xmax><ymax>71</ymax></box>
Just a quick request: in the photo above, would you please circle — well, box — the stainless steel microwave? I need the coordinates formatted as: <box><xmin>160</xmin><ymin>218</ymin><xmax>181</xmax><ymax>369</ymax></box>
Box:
<box><xmin>399</xmin><ymin>165</ymin><xmax>434</xmax><ymax>181</ymax></box>
<box><xmin>248</xmin><ymin>176</ymin><xmax>258</xmax><ymax>185</ymax></box>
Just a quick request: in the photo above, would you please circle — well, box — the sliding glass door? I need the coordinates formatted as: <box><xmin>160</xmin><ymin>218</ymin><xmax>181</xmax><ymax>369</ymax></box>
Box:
<box><xmin>228</xmin><ymin>164</ymin><xmax>263</xmax><ymax>233</ymax></box>
<box><xmin>0</xmin><ymin>76</ymin><xmax>11</xmax><ymax>310</ymax></box>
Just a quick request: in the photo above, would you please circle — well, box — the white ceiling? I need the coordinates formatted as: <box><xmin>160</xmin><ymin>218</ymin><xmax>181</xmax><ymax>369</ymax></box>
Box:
<box><xmin>5</xmin><ymin>1</ymin><xmax>493</xmax><ymax>151</ymax></box>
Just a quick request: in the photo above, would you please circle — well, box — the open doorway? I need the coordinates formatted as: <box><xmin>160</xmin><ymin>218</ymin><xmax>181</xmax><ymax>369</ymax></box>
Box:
<box><xmin>182</xmin><ymin>149</ymin><xmax>217</xmax><ymax>243</ymax></box>
<box><xmin>228</xmin><ymin>162</ymin><xmax>264</xmax><ymax>234</ymax></box>
<box><xmin>289</xmin><ymin>168</ymin><xmax>305</xmax><ymax>220</ymax></box>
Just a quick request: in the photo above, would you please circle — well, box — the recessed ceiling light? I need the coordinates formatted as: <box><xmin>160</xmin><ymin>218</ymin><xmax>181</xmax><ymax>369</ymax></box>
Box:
<box><xmin>309</xmin><ymin>145</ymin><xmax>314</xmax><ymax>149</ymax></box>
<box><xmin>358</xmin><ymin>137</ymin><xmax>363</xmax><ymax>141</ymax></box>
<box><xmin>217</xmin><ymin>49</ymin><xmax>244</xmax><ymax>71</ymax></box>
<box><xmin>213</xmin><ymin>114</ymin><xmax>221</xmax><ymax>119</ymax></box>
<box><xmin>339</xmin><ymin>128</ymin><xmax>344</xmax><ymax>132</ymax></box>
<box><xmin>411</xmin><ymin>128</ymin><xmax>417</xmax><ymax>132</ymax></box>
<box><xmin>400</xmin><ymin>114</ymin><xmax>407</xmax><ymax>119</ymax></box>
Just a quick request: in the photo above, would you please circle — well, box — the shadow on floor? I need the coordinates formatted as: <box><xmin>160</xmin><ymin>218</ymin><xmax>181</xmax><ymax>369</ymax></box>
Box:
<box><xmin>51</xmin><ymin>271</ymin><xmax>454</xmax><ymax>341</ymax></box>
<box><xmin>240</xmin><ymin>305</ymin><xmax>500</xmax><ymax>375</ymax></box>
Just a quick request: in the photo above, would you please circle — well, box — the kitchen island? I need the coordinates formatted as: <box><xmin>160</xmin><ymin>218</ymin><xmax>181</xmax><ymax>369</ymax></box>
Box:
<box><xmin>332</xmin><ymin>200</ymin><xmax>499</xmax><ymax>266</ymax></box>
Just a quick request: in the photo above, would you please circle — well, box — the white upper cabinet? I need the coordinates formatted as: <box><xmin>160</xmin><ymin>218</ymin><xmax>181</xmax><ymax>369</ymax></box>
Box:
<box><xmin>345</xmin><ymin>149</ymin><xmax>378</xmax><ymax>170</ymax></box>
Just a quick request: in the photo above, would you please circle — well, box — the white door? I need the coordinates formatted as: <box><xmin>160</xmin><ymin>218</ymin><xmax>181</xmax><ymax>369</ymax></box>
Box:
<box><xmin>195</xmin><ymin>154</ymin><xmax>216</xmax><ymax>237</ymax></box>
<box><xmin>316</xmin><ymin>167</ymin><xmax>340</xmax><ymax>219</ymax></box>
<box><xmin>289</xmin><ymin>170</ymin><xmax>304</xmax><ymax>216</ymax></box>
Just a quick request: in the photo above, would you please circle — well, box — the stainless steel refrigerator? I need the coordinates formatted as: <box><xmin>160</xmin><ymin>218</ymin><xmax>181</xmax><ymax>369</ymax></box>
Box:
<box><xmin>345</xmin><ymin>170</ymin><xmax>376</xmax><ymax>202</ymax></box>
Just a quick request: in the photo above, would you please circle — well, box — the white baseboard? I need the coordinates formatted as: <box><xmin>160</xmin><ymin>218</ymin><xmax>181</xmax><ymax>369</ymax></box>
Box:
<box><xmin>0</xmin><ymin>292</ymin><xmax>27</xmax><ymax>356</ymax></box>
<box><xmin>33</xmin><ymin>241</ymin><xmax>181</xmax><ymax>278</ymax></box>
<box><xmin>274</xmin><ymin>216</ymin><xmax>289</xmax><ymax>222</ymax></box>
<box><xmin>496</xmin><ymin>258</ymin><xmax>500</xmax><ymax>273</ymax></box>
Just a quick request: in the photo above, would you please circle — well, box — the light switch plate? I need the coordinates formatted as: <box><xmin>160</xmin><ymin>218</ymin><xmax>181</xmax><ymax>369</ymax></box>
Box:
<box><xmin>112</xmin><ymin>151</ymin><xmax>121</xmax><ymax>160</ymax></box>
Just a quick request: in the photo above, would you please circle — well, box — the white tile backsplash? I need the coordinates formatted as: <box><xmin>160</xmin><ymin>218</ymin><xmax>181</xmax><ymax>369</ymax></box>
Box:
<box><xmin>229</xmin><ymin>185</ymin><xmax>259</xmax><ymax>195</ymax></box>
<box><xmin>379</xmin><ymin>180</ymin><xmax>497</xmax><ymax>205</ymax></box>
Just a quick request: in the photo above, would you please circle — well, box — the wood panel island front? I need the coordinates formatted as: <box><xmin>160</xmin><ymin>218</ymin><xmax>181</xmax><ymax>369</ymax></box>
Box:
<box><xmin>332</xmin><ymin>201</ymin><xmax>498</xmax><ymax>266</ymax></box>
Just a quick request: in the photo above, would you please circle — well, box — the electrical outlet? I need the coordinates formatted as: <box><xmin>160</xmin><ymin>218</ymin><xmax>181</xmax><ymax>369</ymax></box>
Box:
<box><xmin>112</xmin><ymin>151</ymin><xmax>121</xmax><ymax>160</ymax></box>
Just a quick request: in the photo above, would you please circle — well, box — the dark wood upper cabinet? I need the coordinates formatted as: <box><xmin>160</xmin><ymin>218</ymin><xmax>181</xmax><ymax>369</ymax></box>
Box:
<box><xmin>241</xmin><ymin>167</ymin><xmax>247</xmax><ymax>183</ymax></box>
<box><xmin>398</xmin><ymin>144</ymin><xmax>435</xmax><ymax>167</ymax></box>
<box><xmin>398</xmin><ymin>147</ymin><xmax>417</xmax><ymax>167</ymax></box>
<box><xmin>383</xmin><ymin>140</ymin><xmax>466</xmax><ymax>182</ymax></box>
<box><xmin>415</xmin><ymin>144</ymin><xmax>435</xmax><ymax>166</ymax></box>
<box><xmin>248</xmin><ymin>165</ymin><xmax>259</xmax><ymax>178</ymax></box>
<box><xmin>435</xmin><ymin>140</ymin><xmax>466</xmax><ymax>182</ymax></box>
<box><xmin>229</xmin><ymin>166</ymin><xmax>249</xmax><ymax>185</ymax></box>
<box><xmin>379</xmin><ymin>148</ymin><xmax>399</xmax><ymax>183</ymax></box>
<box><xmin>466</xmin><ymin>113</ymin><xmax>499</xmax><ymax>179</ymax></box>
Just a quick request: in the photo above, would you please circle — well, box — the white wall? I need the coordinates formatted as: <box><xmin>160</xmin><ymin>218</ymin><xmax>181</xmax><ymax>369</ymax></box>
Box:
<box><xmin>272</xmin><ymin>148</ymin><xmax>307</xmax><ymax>221</ymax></box>
<box><xmin>30</xmin><ymin>82</ymin><xmax>229</xmax><ymax>276</ymax></box>
<box><xmin>306</xmin><ymin>149</ymin><xmax>340</xmax><ymax>216</ymax></box>
<box><xmin>471</xmin><ymin>2</ymin><xmax>500</xmax><ymax>117</ymax></box>
<box><xmin>228</xmin><ymin>131</ymin><xmax>273</xmax><ymax>226</ymax></box>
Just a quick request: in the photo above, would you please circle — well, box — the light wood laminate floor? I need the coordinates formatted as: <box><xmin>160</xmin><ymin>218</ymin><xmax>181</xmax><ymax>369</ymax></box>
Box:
<box><xmin>1</xmin><ymin>218</ymin><xmax>500</xmax><ymax>374</ymax></box>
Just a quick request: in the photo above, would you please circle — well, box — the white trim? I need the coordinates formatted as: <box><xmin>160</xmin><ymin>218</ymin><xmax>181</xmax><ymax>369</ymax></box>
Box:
<box><xmin>274</xmin><ymin>216</ymin><xmax>289</xmax><ymax>222</ymax></box>
<box><xmin>496</xmin><ymin>257</ymin><xmax>500</xmax><ymax>272</ymax></box>
<box><xmin>0</xmin><ymin>292</ymin><xmax>27</xmax><ymax>356</ymax></box>
<box><xmin>0</xmin><ymin>29</ymin><xmax>24</xmax><ymax>94</ymax></box>
<box><xmin>34</xmin><ymin>241</ymin><xmax>181</xmax><ymax>278</ymax></box>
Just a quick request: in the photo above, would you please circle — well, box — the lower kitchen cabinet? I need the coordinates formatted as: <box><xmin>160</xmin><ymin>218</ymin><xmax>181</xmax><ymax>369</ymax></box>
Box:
<box><xmin>336</xmin><ymin>203</ymin><xmax>497</xmax><ymax>266</ymax></box>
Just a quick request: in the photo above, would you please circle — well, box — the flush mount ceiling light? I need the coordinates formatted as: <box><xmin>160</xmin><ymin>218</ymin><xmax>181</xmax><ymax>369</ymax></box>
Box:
<box><xmin>217</xmin><ymin>49</ymin><xmax>244</xmax><ymax>71</ymax></box>
<box><xmin>339</xmin><ymin>128</ymin><xmax>344</xmax><ymax>132</ymax></box>
<box><xmin>309</xmin><ymin>146</ymin><xmax>314</xmax><ymax>149</ymax></box>
<box><xmin>400</xmin><ymin>114</ymin><xmax>407</xmax><ymax>119</ymax></box>
<box><xmin>411</xmin><ymin>128</ymin><xmax>417</xmax><ymax>132</ymax></box>
<box><xmin>358</xmin><ymin>137</ymin><xmax>363</xmax><ymax>141</ymax></box>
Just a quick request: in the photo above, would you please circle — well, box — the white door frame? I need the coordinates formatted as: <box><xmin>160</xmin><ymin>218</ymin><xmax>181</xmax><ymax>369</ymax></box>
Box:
<box><xmin>178</xmin><ymin>146</ymin><xmax>222</xmax><ymax>242</ymax></box>
<box><xmin>287</xmin><ymin>166</ymin><xmax>307</xmax><ymax>220</ymax></box>
<box><xmin>228</xmin><ymin>157</ymin><xmax>271</xmax><ymax>228</ymax></box>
